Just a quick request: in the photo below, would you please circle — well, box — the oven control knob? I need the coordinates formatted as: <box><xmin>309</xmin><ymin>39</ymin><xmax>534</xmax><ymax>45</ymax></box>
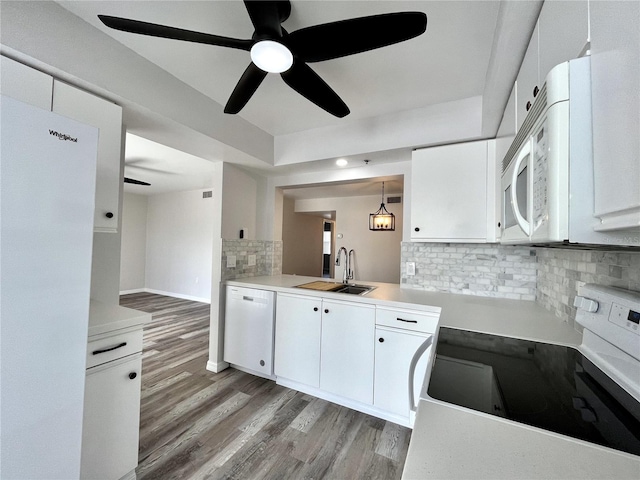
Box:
<box><xmin>574</xmin><ymin>296</ymin><xmax>599</xmax><ymax>313</ymax></box>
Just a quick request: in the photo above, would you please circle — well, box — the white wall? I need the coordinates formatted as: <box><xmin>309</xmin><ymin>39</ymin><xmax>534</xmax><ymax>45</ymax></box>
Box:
<box><xmin>119</xmin><ymin>192</ymin><xmax>148</xmax><ymax>292</ymax></box>
<box><xmin>222</xmin><ymin>163</ymin><xmax>258</xmax><ymax>240</ymax></box>
<box><xmin>145</xmin><ymin>189</ymin><xmax>214</xmax><ymax>302</ymax></box>
<box><xmin>282</xmin><ymin>196</ymin><xmax>324</xmax><ymax>276</ymax></box>
<box><xmin>295</xmin><ymin>195</ymin><xmax>403</xmax><ymax>284</ymax></box>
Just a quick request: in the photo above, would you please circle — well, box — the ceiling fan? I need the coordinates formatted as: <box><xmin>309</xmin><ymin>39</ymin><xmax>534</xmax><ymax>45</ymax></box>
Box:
<box><xmin>98</xmin><ymin>1</ymin><xmax>427</xmax><ymax>118</ymax></box>
<box><xmin>124</xmin><ymin>177</ymin><xmax>151</xmax><ymax>186</ymax></box>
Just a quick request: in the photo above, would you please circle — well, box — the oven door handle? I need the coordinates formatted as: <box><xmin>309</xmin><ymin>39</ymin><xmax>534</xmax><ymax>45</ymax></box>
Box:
<box><xmin>408</xmin><ymin>334</ymin><xmax>433</xmax><ymax>413</ymax></box>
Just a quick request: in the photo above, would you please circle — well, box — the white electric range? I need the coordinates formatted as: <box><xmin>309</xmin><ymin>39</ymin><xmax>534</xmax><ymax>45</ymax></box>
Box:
<box><xmin>404</xmin><ymin>284</ymin><xmax>640</xmax><ymax>479</ymax></box>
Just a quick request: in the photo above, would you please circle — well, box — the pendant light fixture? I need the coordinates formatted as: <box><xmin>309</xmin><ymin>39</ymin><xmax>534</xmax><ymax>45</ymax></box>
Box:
<box><xmin>369</xmin><ymin>182</ymin><xmax>395</xmax><ymax>231</ymax></box>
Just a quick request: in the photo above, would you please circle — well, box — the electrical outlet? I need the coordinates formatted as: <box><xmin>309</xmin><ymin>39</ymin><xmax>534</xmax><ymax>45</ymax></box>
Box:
<box><xmin>406</xmin><ymin>262</ymin><xmax>416</xmax><ymax>276</ymax></box>
<box><xmin>227</xmin><ymin>255</ymin><xmax>236</xmax><ymax>268</ymax></box>
<box><xmin>248</xmin><ymin>254</ymin><xmax>256</xmax><ymax>267</ymax></box>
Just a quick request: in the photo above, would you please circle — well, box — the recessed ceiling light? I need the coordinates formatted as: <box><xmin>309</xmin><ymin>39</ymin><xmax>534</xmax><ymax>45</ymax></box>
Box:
<box><xmin>336</xmin><ymin>158</ymin><xmax>348</xmax><ymax>167</ymax></box>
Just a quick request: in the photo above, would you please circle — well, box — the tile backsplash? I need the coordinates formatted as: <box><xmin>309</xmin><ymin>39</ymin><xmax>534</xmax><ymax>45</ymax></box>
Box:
<box><xmin>536</xmin><ymin>248</ymin><xmax>640</xmax><ymax>327</ymax></box>
<box><xmin>401</xmin><ymin>243</ymin><xmax>537</xmax><ymax>300</ymax></box>
<box><xmin>402</xmin><ymin>242</ymin><xmax>640</xmax><ymax>328</ymax></box>
<box><xmin>222</xmin><ymin>240</ymin><xmax>282</xmax><ymax>281</ymax></box>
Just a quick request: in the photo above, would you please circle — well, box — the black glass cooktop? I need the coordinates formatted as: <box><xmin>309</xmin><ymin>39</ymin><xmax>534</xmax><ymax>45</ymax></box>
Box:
<box><xmin>427</xmin><ymin>327</ymin><xmax>640</xmax><ymax>457</ymax></box>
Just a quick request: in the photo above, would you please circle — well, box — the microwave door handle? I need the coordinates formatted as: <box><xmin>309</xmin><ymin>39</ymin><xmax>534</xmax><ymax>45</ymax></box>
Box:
<box><xmin>408</xmin><ymin>335</ymin><xmax>433</xmax><ymax>413</ymax></box>
<box><xmin>510</xmin><ymin>141</ymin><xmax>531</xmax><ymax>236</ymax></box>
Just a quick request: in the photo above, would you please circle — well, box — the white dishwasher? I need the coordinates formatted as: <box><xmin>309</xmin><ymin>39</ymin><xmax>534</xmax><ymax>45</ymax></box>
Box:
<box><xmin>224</xmin><ymin>286</ymin><xmax>276</xmax><ymax>379</ymax></box>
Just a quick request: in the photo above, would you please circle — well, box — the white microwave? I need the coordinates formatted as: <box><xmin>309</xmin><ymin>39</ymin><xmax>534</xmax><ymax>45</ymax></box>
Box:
<box><xmin>500</xmin><ymin>56</ymin><xmax>601</xmax><ymax>245</ymax></box>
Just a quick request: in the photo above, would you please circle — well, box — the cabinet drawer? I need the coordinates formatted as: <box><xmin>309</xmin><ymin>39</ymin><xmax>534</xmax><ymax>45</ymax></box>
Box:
<box><xmin>86</xmin><ymin>328</ymin><xmax>143</xmax><ymax>369</ymax></box>
<box><xmin>376</xmin><ymin>307</ymin><xmax>439</xmax><ymax>334</ymax></box>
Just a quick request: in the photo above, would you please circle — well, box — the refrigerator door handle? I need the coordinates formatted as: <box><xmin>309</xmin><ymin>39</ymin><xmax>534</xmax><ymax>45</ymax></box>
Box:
<box><xmin>408</xmin><ymin>335</ymin><xmax>433</xmax><ymax>413</ymax></box>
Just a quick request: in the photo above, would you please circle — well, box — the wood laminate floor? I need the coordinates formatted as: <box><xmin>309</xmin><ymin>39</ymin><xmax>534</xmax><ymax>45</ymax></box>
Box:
<box><xmin>120</xmin><ymin>292</ymin><xmax>411</xmax><ymax>480</ymax></box>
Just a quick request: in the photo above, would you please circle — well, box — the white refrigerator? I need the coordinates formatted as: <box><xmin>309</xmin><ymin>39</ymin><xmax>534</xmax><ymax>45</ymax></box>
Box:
<box><xmin>1</xmin><ymin>95</ymin><xmax>98</xmax><ymax>479</ymax></box>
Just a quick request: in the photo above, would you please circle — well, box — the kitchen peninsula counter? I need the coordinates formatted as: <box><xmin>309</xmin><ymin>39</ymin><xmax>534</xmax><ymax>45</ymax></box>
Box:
<box><xmin>226</xmin><ymin>275</ymin><xmax>581</xmax><ymax>346</ymax></box>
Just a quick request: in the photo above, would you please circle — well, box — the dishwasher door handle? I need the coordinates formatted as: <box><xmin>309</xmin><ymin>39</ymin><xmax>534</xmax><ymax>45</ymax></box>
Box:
<box><xmin>408</xmin><ymin>335</ymin><xmax>433</xmax><ymax>413</ymax></box>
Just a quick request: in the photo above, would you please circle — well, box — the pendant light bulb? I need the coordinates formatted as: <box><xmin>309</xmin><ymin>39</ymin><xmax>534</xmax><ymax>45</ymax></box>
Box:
<box><xmin>251</xmin><ymin>40</ymin><xmax>293</xmax><ymax>73</ymax></box>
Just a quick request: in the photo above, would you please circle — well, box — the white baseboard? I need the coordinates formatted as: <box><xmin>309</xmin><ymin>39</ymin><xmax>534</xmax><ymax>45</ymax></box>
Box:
<box><xmin>119</xmin><ymin>469</ymin><xmax>136</xmax><ymax>480</ymax></box>
<box><xmin>119</xmin><ymin>288</ymin><xmax>145</xmax><ymax>295</ymax></box>
<box><xmin>206</xmin><ymin>360</ymin><xmax>229</xmax><ymax>373</ymax></box>
<box><xmin>119</xmin><ymin>288</ymin><xmax>211</xmax><ymax>304</ymax></box>
<box><xmin>276</xmin><ymin>377</ymin><xmax>412</xmax><ymax>428</ymax></box>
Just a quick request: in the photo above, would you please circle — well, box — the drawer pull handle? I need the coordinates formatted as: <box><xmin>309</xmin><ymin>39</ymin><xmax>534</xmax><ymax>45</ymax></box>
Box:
<box><xmin>92</xmin><ymin>342</ymin><xmax>127</xmax><ymax>355</ymax></box>
<box><xmin>129</xmin><ymin>372</ymin><xmax>137</xmax><ymax>380</ymax></box>
<box><xmin>397</xmin><ymin>317</ymin><xmax>418</xmax><ymax>324</ymax></box>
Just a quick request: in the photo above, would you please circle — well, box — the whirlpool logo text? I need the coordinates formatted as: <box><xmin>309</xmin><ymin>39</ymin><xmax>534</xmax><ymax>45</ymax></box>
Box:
<box><xmin>49</xmin><ymin>129</ymin><xmax>77</xmax><ymax>142</ymax></box>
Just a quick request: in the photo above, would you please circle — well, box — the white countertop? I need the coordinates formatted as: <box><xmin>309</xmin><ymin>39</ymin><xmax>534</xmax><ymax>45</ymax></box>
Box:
<box><xmin>227</xmin><ymin>275</ymin><xmax>581</xmax><ymax>345</ymax></box>
<box><xmin>228</xmin><ymin>275</ymin><xmax>640</xmax><ymax>478</ymax></box>
<box><xmin>88</xmin><ymin>300</ymin><xmax>151</xmax><ymax>337</ymax></box>
<box><xmin>404</xmin><ymin>400</ymin><xmax>640</xmax><ymax>480</ymax></box>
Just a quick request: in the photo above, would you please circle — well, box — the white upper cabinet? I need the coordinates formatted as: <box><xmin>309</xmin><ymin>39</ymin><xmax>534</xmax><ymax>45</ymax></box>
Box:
<box><xmin>495</xmin><ymin>84</ymin><xmax>517</xmax><ymax>170</ymax></box>
<box><xmin>0</xmin><ymin>56</ymin><xmax>123</xmax><ymax>233</ymax></box>
<box><xmin>411</xmin><ymin>140</ymin><xmax>498</xmax><ymax>243</ymax></box>
<box><xmin>516</xmin><ymin>1</ymin><xmax>589</xmax><ymax>132</ymax></box>
<box><xmin>52</xmin><ymin>81</ymin><xmax>123</xmax><ymax>233</ymax></box>
<box><xmin>1</xmin><ymin>56</ymin><xmax>53</xmax><ymax>110</ymax></box>
<box><xmin>538</xmin><ymin>0</ymin><xmax>589</xmax><ymax>83</ymax></box>
<box><xmin>590</xmin><ymin>1</ymin><xmax>640</xmax><ymax>232</ymax></box>
<box><xmin>516</xmin><ymin>22</ymin><xmax>540</xmax><ymax>132</ymax></box>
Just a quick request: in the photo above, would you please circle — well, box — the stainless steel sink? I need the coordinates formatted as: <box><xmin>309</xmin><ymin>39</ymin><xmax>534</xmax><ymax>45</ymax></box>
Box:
<box><xmin>293</xmin><ymin>281</ymin><xmax>375</xmax><ymax>296</ymax></box>
<box><xmin>335</xmin><ymin>284</ymin><xmax>376</xmax><ymax>295</ymax></box>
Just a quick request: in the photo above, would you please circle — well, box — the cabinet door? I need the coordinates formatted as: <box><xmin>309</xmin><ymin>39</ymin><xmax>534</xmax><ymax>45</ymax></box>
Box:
<box><xmin>81</xmin><ymin>354</ymin><xmax>141</xmax><ymax>480</ymax></box>
<box><xmin>590</xmin><ymin>1</ymin><xmax>640</xmax><ymax>232</ymax></box>
<box><xmin>374</xmin><ymin>328</ymin><xmax>431</xmax><ymax>418</ymax></box>
<box><xmin>496</xmin><ymin>83</ymin><xmax>517</xmax><ymax>169</ymax></box>
<box><xmin>52</xmin><ymin>80</ymin><xmax>123</xmax><ymax>233</ymax></box>
<box><xmin>538</xmin><ymin>0</ymin><xmax>589</xmax><ymax>84</ymax></box>
<box><xmin>0</xmin><ymin>55</ymin><xmax>53</xmax><ymax>110</ymax></box>
<box><xmin>274</xmin><ymin>294</ymin><xmax>322</xmax><ymax>387</ymax></box>
<box><xmin>411</xmin><ymin>141</ymin><xmax>489</xmax><ymax>242</ymax></box>
<box><xmin>516</xmin><ymin>22</ymin><xmax>539</xmax><ymax>132</ymax></box>
<box><xmin>320</xmin><ymin>300</ymin><xmax>375</xmax><ymax>404</ymax></box>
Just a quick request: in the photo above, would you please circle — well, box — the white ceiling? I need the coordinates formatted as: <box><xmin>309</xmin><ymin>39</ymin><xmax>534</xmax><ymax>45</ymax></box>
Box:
<box><xmin>57</xmin><ymin>0</ymin><xmax>500</xmax><ymax>137</ymax></box>
<box><xmin>50</xmin><ymin>1</ymin><xmax>528</xmax><ymax>197</ymax></box>
<box><xmin>282</xmin><ymin>176</ymin><xmax>404</xmax><ymax>200</ymax></box>
<box><xmin>124</xmin><ymin>133</ymin><xmax>216</xmax><ymax>195</ymax></box>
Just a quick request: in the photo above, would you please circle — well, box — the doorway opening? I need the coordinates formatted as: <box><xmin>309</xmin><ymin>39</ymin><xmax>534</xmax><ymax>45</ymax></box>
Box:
<box><xmin>322</xmin><ymin>221</ymin><xmax>334</xmax><ymax>278</ymax></box>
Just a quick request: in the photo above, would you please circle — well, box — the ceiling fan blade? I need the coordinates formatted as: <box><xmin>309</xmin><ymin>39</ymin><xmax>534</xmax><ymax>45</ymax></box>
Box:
<box><xmin>98</xmin><ymin>15</ymin><xmax>252</xmax><ymax>51</ymax></box>
<box><xmin>281</xmin><ymin>61</ymin><xmax>349</xmax><ymax>118</ymax></box>
<box><xmin>224</xmin><ymin>63</ymin><xmax>269</xmax><ymax>114</ymax></box>
<box><xmin>243</xmin><ymin>1</ymin><xmax>290</xmax><ymax>37</ymax></box>
<box><xmin>286</xmin><ymin>12</ymin><xmax>427</xmax><ymax>62</ymax></box>
<box><xmin>124</xmin><ymin>177</ymin><xmax>151</xmax><ymax>186</ymax></box>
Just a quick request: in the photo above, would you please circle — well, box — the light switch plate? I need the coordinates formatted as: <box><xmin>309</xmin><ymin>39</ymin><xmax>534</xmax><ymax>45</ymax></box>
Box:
<box><xmin>248</xmin><ymin>254</ymin><xmax>256</xmax><ymax>266</ymax></box>
<box><xmin>227</xmin><ymin>255</ymin><xmax>237</xmax><ymax>268</ymax></box>
<box><xmin>406</xmin><ymin>262</ymin><xmax>416</xmax><ymax>276</ymax></box>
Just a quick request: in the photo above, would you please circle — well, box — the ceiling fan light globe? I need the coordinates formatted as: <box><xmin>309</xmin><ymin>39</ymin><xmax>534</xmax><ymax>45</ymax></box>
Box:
<box><xmin>251</xmin><ymin>40</ymin><xmax>293</xmax><ymax>73</ymax></box>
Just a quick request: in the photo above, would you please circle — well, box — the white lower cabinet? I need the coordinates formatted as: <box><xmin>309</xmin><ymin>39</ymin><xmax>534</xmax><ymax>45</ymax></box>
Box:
<box><xmin>274</xmin><ymin>293</ymin><xmax>322</xmax><ymax>387</ymax></box>
<box><xmin>273</xmin><ymin>291</ymin><xmax>440</xmax><ymax>426</ymax></box>
<box><xmin>82</xmin><ymin>328</ymin><xmax>143</xmax><ymax>480</ymax></box>
<box><xmin>320</xmin><ymin>300</ymin><xmax>375</xmax><ymax>404</ymax></box>
<box><xmin>374</xmin><ymin>326</ymin><xmax>432</xmax><ymax>418</ymax></box>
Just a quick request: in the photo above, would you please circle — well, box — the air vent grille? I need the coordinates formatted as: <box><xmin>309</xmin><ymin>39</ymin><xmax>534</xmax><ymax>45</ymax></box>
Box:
<box><xmin>202</xmin><ymin>191</ymin><xmax>212</xmax><ymax>198</ymax></box>
<box><xmin>387</xmin><ymin>196</ymin><xmax>402</xmax><ymax>204</ymax></box>
<box><xmin>502</xmin><ymin>84</ymin><xmax>548</xmax><ymax>174</ymax></box>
